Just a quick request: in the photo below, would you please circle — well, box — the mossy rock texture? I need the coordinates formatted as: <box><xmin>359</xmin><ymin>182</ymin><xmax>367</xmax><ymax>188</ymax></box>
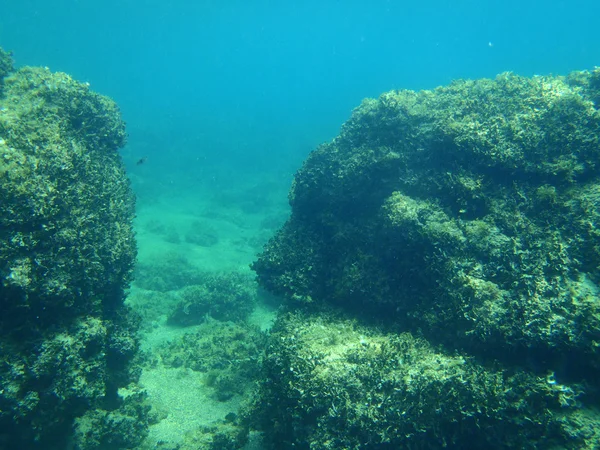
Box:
<box><xmin>0</xmin><ymin>48</ymin><xmax>146</xmax><ymax>449</ymax></box>
<box><xmin>0</xmin><ymin>47</ymin><xmax>14</xmax><ymax>87</ymax></box>
<box><xmin>158</xmin><ymin>320</ymin><xmax>266</xmax><ymax>402</ymax></box>
<box><xmin>252</xmin><ymin>69</ymin><xmax>600</xmax><ymax>447</ymax></box>
<box><xmin>254</xmin><ymin>69</ymin><xmax>600</xmax><ymax>364</ymax></box>
<box><xmin>167</xmin><ymin>271</ymin><xmax>257</xmax><ymax>326</ymax></box>
<box><xmin>250</xmin><ymin>310</ymin><xmax>599</xmax><ymax>449</ymax></box>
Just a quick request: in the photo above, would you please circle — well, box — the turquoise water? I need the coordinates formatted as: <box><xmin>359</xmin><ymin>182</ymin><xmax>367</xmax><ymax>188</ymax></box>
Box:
<box><xmin>3</xmin><ymin>0</ymin><xmax>599</xmax><ymax>186</ymax></box>
<box><xmin>1</xmin><ymin>1</ymin><xmax>600</xmax><ymax>449</ymax></box>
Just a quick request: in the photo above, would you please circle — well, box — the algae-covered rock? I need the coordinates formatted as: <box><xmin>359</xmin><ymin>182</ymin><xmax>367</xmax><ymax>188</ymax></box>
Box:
<box><xmin>0</xmin><ymin>65</ymin><xmax>133</xmax><ymax>326</ymax></box>
<box><xmin>253</xmin><ymin>70</ymin><xmax>600</xmax><ymax>367</ymax></box>
<box><xmin>72</xmin><ymin>385</ymin><xmax>151</xmax><ymax>450</ymax></box>
<box><xmin>134</xmin><ymin>252</ymin><xmax>207</xmax><ymax>291</ymax></box>
<box><xmin>251</xmin><ymin>310</ymin><xmax>599</xmax><ymax>449</ymax></box>
<box><xmin>176</xmin><ymin>422</ymin><xmax>249</xmax><ymax>450</ymax></box>
<box><xmin>158</xmin><ymin>320</ymin><xmax>266</xmax><ymax>402</ymax></box>
<box><xmin>252</xmin><ymin>69</ymin><xmax>600</xmax><ymax>447</ymax></box>
<box><xmin>167</xmin><ymin>271</ymin><xmax>257</xmax><ymax>326</ymax></box>
<box><xmin>0</xmin><ymin>47</ymin><xmax>146</xmax><ymax>449</ymax></box>
<box><xmin>0</xmin><ymin>47</ymin><xmax>14</xmax><ymax>85</ymax></box>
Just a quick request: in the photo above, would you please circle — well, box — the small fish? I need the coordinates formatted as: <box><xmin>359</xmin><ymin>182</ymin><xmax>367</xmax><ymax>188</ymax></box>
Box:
<box><xmin>136</xmin><ymin>156</ymin><xmax>147</xmax><ymax>166</ymax></box>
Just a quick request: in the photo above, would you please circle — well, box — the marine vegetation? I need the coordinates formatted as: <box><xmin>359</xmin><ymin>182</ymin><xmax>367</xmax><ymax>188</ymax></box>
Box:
<box><xmin>0</xmin><ymin>47</ymin><xmax>148</xmax><ymax>449</ymax></box>
<box><xmin>251</xmin><ymin>309</ymin><xmax>597</xmax><ymax>449</ymax></box>
<box><xmin>158</xmin><ymin>320</ymin><xmax>266</xmax><ymax>402</ymax></box>
<box><xmin>152</xmin><ymin>320</ymin><xmax>266</xmax><ymax>449</ymax></box>
<box><xmin>168</xmin><ymin>271</ymin><xmax>257</xmax><ymax>326</ymax></box>
<box><xmin>251</xmin><ymin>68</ymin><xmax>600</xmax><ymax>448</ymax></box>
<box><xmin>134</xmin><ymin>251</ymin><xmax>207</xmax><ymax>291</ymax></box>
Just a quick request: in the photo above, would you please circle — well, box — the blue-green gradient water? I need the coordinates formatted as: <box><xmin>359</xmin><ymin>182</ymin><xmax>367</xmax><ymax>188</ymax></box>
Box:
<box><xmin>2</xmin><ymin>0</ymin><xmax>599</xmax><ymax>186</ymax></box>
<box><xmin>2</xmin><ymin>1</ymin><xmax>600</xmax><ymax>448</ymax></box>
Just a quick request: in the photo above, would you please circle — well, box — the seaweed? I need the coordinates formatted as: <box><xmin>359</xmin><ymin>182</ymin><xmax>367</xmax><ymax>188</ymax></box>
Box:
<box><xmin>0</xmin><ymin>47</ymin><xmax>147</xmax><ymax>449</ymax></box>
<box><xmin>252</xmin><ymin>69</ymin><xmax>600</xmax><ymax>448</ymax></box>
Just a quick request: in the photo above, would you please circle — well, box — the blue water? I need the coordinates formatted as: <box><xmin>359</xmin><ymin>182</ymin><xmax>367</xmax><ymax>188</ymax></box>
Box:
<box><xmin>2</xmin><ymin>1</ymin><xmax>600</xmax><ymax>448</ymax></box>
<box><xmin>2</xmin><ymin>0</ymin><xmax>599</xmax><ymax>184</ymax></box>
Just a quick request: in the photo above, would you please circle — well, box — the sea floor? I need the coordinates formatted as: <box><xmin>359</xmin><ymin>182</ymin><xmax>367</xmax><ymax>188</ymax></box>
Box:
<box><xmin>125</xmin><ymin>175</ymin><xmax>289</xmax><ymax>449</ymax></box>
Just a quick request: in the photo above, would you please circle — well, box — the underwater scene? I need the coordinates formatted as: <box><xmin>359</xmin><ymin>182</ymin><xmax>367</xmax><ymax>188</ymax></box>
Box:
<box><xmin>1</xmin><ymin>1</ymin><xmax>600</xmax><ymax>449</ymax></box>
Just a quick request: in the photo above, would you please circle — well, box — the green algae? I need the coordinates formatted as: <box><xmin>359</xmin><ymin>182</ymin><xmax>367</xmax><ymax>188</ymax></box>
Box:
<box><xmin>252</xmin><ymin>69</ymin><xmax>600</xmax><ymax>448</ymax></box>
<box><xmin>0</xmin><ymin>47</ymin><xmax>146</xmax><ymax>449</ymax></box>
<box><xmin>249</xmin><ymin>309</ymin><xmax>599</xmax><ymax>449</ymax></box>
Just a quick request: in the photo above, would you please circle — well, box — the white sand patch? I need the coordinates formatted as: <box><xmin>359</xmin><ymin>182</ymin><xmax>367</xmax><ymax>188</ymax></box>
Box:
<box><xmin>140</xmin><ymin>365</ymin><xmax>242</xmax><ymax>446</ymax></box>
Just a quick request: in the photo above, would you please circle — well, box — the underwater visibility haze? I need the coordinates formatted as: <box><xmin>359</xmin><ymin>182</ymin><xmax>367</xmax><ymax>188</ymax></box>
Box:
<box><xmin>1</xmin><ymin>1</ymin><xmax>600</xmax><ymax>449</ymax></box>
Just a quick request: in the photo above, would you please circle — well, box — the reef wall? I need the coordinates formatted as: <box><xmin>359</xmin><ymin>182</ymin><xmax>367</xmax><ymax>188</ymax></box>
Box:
<box><xmin>252</xmin><ymin>69</ymin><xmax>600</xmax><ymax>448</ymax></box>
<box><xmin>0</xmin><ymin>47</ymin><xmax>148</xmax><ymax>449</ymax></box>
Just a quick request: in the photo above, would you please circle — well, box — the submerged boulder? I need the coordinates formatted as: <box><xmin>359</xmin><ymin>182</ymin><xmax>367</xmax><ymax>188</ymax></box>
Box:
<box><xmin>0</xmin><ymin>48</ymin><xmax>147</xmax><ymax>449</ymax></box>
<box><xmin>252</xmin><ymin>69</ymin><xmax>600</xmax><ymax>447</ymax></box>
<box><xmin>252</xmin><ymin>309</ymin><xmax>598</xmax><ymax>449</ymax></box>
<box><xmin>254</xmin><ymin>69</ymin><xmax>600</xmax><ymax>365</ymax></box>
